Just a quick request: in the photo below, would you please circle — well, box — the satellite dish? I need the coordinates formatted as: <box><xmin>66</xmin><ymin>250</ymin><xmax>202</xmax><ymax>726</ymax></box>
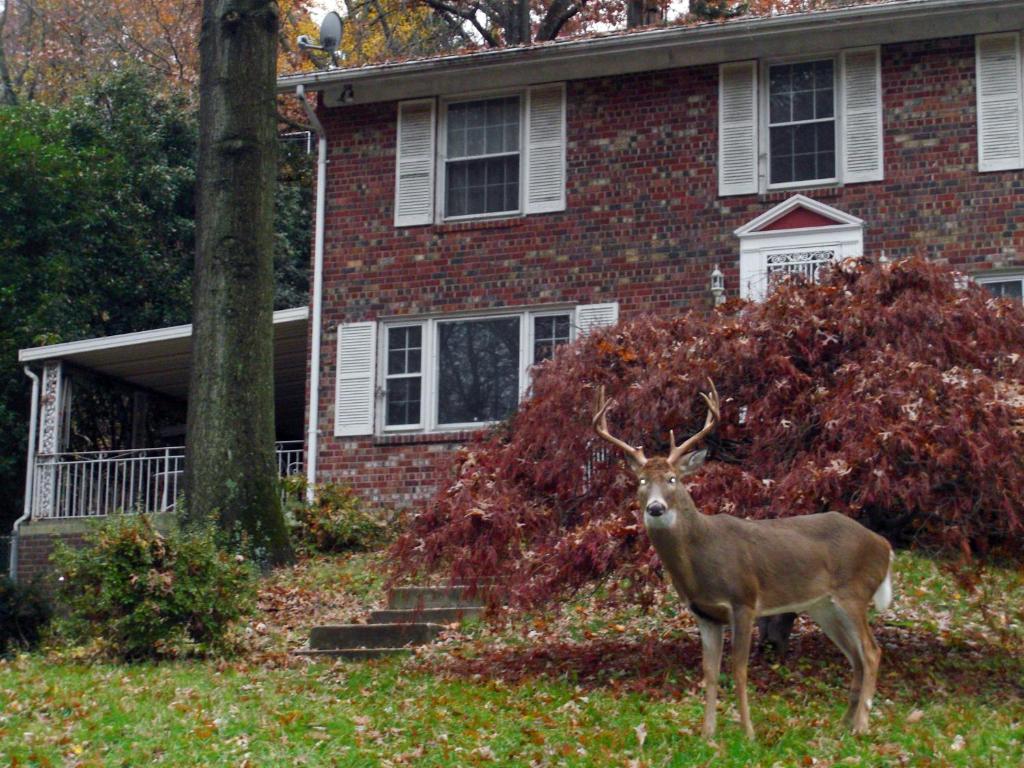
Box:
<box><xmin>319</xmin><ymin>12</ymin><xmax>343</xmax><ymax>52</ymax></box>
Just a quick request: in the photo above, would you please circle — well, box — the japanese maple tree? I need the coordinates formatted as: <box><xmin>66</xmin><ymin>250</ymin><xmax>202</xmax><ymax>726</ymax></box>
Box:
<box><xmin>392</xmin><ymin>258</ymin><xmax>1024</xmax><ymax>607</ymax></box>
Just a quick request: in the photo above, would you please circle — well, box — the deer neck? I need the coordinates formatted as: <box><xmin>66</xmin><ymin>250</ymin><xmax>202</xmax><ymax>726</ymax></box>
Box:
<box><xmin>644</xmin><ymin>494</ymin><xmax>708</xmax><ymax>599</ymax></box>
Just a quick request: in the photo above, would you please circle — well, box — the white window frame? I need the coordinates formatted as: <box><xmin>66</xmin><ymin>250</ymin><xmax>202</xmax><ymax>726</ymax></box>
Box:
<box><xmin>436</xmin><ymin>89</ymin><xmax>526</xmax><ymax>223</ymax></box>
<box><xmin>975</xmin><ymin>271</ymin><xmax>1024</xmax><ymax>300</ymax></box>
<box><xmin>382</xmin><ymin>324</ymin><xmax>426</xmax><ymax>431</ymax></box>
<box><xmin>761</xmin><ymin>55</ymin><xmax>840</xmax><ymax>191</ymax></box>
<box><xmin>377</xmin><ymin>306</ymin><xmax>576</xmax><ymax>435</ymax></box>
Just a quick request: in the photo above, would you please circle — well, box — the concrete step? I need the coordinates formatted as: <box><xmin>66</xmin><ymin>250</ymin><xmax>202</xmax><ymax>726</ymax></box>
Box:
<box><xmin>308</xmin><ymin>622</ymin><xmax>445</xmax><ymax>651</ymax></box>
<box><xmin>369</xmin><ymin>606</ymin><xmax>485</xmax><ymax>625</ymax></box>
<box><xmin>387</xmin><ymin>585</ymin><xmax>485</xmax><ymax>611</ymax></box>
<box><xmin>295</xmin><ymin>647</ymin><xmax>413</xmax><ymax>660</ymax></box>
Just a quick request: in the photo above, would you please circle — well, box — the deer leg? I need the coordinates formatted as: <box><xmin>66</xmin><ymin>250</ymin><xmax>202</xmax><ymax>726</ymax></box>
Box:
<box><xmin>809</xmin><ymin>600</ymin><xmax>864</xmax><ymax>728</ymax></box>
<box><xmin>731</xmin><ymin>606</ymin><xmax>756</xmax><ymax>740</ymax></box>
<box><xmin>836</xmin><ymin>599</ymin><xmax>882</xmax><ymax>735</ymax></box>
<box><xmin>696</xmin><ymin>618</ymin><xmax>724</xmax><ymax>740</ymax></box>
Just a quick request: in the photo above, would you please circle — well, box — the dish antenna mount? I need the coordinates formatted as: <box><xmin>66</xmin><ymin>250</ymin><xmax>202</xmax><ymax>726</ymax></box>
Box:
<box><xmin>297</xmin><ymin>11</ymin><xmax>344</xmax><ymax>68</ymax></box>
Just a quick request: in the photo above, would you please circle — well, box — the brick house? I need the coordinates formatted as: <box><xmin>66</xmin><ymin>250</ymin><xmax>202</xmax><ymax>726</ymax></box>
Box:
<box><xmin>11</xmin><ymin>0</ymin><xmax>1024</xmax><ymax>579</ymax></box>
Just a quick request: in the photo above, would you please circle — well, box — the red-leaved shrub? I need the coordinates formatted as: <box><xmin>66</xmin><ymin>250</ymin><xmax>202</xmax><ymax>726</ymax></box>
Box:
<box><xmin>391</xmin><ymin>258</ymin><xmax>1024</xmax><ymax>607</ymax></box>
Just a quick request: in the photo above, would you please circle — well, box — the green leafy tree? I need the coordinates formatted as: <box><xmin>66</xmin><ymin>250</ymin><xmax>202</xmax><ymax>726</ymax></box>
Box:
<box><xmin>0</xmin><ymin>69</ymin><xmax>311</xmax><ymax>535</ymax></box>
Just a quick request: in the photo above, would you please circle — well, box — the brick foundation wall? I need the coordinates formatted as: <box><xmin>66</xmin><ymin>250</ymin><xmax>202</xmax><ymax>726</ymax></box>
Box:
<box><xmin>14</xmin><ymin>526</ymin><xmax>86</xmax><ymax>586</ymax></box>
<box><xmin>312</xmin><ymin>35</ymin><xmax>1024</xmax><ymax>511</ymax></box>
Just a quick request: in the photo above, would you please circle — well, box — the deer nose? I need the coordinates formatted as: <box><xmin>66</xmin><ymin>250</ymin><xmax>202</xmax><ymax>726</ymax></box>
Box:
<box><xmin>646</xmin><ymin>501</ymin><xmax>666</xmax><ymax>517</ymax></box>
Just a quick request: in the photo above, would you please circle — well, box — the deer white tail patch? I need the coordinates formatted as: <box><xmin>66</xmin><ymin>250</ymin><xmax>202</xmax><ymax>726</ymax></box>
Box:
<box><xmin>872</xmin><ymin>552</ymin><xmax>894</xmax><ymax>611</ymax></box>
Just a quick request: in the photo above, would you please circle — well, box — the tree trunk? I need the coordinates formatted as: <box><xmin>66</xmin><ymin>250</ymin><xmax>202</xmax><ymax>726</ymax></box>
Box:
<box><xmin>185</xmin><ymin>0</ymin><xmax>292</xmax><ymax>565</ymax></box>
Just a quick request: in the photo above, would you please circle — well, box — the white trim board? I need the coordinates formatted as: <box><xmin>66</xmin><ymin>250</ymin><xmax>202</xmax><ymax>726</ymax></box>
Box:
<box><xmin>19</xmin><ymin>307</ymin><xmax>309</xmax><ymax>363</ymax></box>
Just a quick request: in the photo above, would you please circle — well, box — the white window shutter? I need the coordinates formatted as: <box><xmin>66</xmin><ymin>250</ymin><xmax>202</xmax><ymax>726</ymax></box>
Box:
<box><xmin>334</xmin><ymin>322</ymin><xmax>377</xmax><ymax>437</ymax></box>
<box><xmin>525</xmin><ymin>83</ymin><xmax>567</xmax><ymax>214</ymax></box>
<box><xmin>575</xmin><ymin>302</ymin><xmax>619</xmax><ymax>336</ymax></box>
<box><xmin>394</xmin><ymin>100</ymin><xmax>436</xmax><ymax>226</ymax></box>
<box><xmin>718</xmin><ymin>61</ymin><xmax>758</xmax><ymax>196</ymax></box>
<box><xmin>841</xmin><ymin>47</ymin><xmax>884</xmax><ymax>183</ymax></box>
<box><xmin>976</xmin><ymin>33</ymin><xmax>1024</xmax><ymax>172</ymax></box>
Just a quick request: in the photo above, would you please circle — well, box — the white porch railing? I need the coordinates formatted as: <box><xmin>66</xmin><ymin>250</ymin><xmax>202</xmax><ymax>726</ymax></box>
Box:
<box><xmin>31</xmin><ymin>442</ymin><xmax>304</xmax><ymax>520</ymax></box>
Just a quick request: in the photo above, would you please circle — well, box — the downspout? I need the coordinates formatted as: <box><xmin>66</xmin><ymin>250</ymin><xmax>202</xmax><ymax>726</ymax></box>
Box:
<box><xmin>296</xmin><ymin>84</ymin><xmax>327</xmax><ymax>502</ymax></box>
<box><xmin>10</xmin><ymin>366</ymin><xmax>40</xmax><ymax>580</ymax></box>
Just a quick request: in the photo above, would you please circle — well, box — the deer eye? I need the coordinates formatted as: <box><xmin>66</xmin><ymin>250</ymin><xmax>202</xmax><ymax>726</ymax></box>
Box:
<box><xmin>667</xmin><ymin>477</ymin><xmax>677</xmax><ymax>484</ymax></box>
<box><xmin>638</xmin><ymin>478</ymin><xmax>647</xmax><ymax>486</ymax></box>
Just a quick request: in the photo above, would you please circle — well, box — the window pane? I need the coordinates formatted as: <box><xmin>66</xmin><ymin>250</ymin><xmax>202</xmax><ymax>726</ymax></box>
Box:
<box><xmin>983</xmin><ymin>280</ymin><xmax>1024</xmax><ymax>300</ymax></box>
<box><xmin>447</xmin><ymin>96</ymin><xmax>520</xmax><ymax>160</ymax></box>
<box><xmin>438</xmin><ymin>317</ymin><xmax>520</xmax><ymax>424</ymax></box>
<box><xmin>445</xmin><ymin>156</ymin><xmax>519</xmax><ymax>217</ymax></box>
<box><xmin>387</xmin><ymin>326</ymin><xmax>422</xmax><ymax>375</ymax></box>
<box><xmin>386</xmin><ymin>378</ymin><xmax>421</xmax><ymax>427</ymax></box>
<box><xmin>532</xmin><ymin>313</ymin><xmax>572</xmax><ymax>364</ymax></box>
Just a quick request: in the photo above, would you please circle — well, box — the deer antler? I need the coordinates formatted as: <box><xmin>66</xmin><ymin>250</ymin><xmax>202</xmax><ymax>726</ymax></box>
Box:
<box><xmin>592</xmin><ymin>385</ymin><xmax>647</xmax><ymax>467</ymax></box>
<box><xmin>667</xmin><ymin>378</ymin><xmax>720</xmax><ymax>465</ymax></box>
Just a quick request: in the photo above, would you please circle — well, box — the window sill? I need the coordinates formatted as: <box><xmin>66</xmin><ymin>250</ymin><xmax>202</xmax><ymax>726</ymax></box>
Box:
<box><xmin>373</xmin><ymin>430</ymin><xmax>477</xmax><ymax>447</ymax></box>
<box><xmin>434</xmin><ymin>216</ymin><xmax>526</xmax><ymax>235</ymax></box>
<box><xmin>761</xmin><ymin>184</ymin><xmax>843</xmax><ymax>202</ymax></box>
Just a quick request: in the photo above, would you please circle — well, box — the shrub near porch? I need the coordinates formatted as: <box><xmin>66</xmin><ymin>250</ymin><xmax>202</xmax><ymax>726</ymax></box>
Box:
<box><xmin>0</xmin><ymin>549</ymin><xmax>1021</xmax><ymax>766</ymax></box>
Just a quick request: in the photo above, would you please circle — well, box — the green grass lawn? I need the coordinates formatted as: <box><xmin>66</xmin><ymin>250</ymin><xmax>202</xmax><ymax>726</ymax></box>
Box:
<box><xmin>2</xmin><ymin>551</ymin><xmax>1021</xmax><ymax>767</ymax></box>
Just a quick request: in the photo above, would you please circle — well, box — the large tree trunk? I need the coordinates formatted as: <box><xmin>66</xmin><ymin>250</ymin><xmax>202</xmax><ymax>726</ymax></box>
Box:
<box><xmin>185</xmin><ymin>0</ymin><xmax>291</xmax><ymax>565</ymax></box>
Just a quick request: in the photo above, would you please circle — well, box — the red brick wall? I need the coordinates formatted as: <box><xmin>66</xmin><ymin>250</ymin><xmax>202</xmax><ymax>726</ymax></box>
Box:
<box><xmin>14</xmin><ymin>530</ymin><xmax>85</xmax><ymax>586</ymax></box>
<box><xmin>312</xmin><ymin>35</ymin><xmax>1024</xmax><ymax>512</ymax></box>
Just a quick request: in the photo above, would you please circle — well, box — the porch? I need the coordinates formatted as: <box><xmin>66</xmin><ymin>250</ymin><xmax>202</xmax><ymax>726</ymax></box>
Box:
<box><xmin>16</xmin><ymin>308</ymin><xmax>309</xmax><ymax>523</ymax></box>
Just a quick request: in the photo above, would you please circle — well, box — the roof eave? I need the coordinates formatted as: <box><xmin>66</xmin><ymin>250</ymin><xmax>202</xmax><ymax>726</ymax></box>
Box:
<box><xmin>276</xmin><ymin>0</ymin><xmax>1024</xmax><ymax>102</ymax></box>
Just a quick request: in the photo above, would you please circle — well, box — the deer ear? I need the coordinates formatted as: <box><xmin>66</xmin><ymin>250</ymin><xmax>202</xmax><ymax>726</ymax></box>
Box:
<box><xmin>673</xmin><ymin>449</ymin><xmax>708</xmax><ymax>476</ymax></box>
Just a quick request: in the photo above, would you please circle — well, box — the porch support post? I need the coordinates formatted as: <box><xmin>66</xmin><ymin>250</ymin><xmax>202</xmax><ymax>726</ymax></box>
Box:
<box><xmin>35</xmin><ymin>360</ymin><xmax>64</xmax><ymax>519</ymax></box>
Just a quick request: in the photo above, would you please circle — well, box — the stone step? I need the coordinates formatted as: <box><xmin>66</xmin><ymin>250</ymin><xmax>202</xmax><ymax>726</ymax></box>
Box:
<box><xmin>387</xmin><ymin>585</ymin><xmax>485</xmax><ymax>611</ymax></box>
<box><xmin>369</xmin><ymin>606</ymin><xmax>485</xmax><ymax>625</ymax></box>
<box><xmin>308</xmin><ymin>622</ymin><xmax>445</xmax><ymax>651</ymax></box>
<box><xmin>294</xmin><ymin>647</ymin><xmax>413</xmax><ymax>661</ymax></box>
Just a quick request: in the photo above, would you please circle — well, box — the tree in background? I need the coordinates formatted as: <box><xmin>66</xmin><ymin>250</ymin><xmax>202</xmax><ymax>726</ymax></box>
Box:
<box><xmin>0</xmin><ymin>69</ymin><xmax>312</xmax><ymax>535</ymax></box>
<box><xmin>0</xmin><ymin>0</ymin><xmax>315</xmax><ymax>104</ymax></box>
<box><xmin>184</xmin><ymin>0</ymin><xmax>292</xmax><ymax>565</ymax></box>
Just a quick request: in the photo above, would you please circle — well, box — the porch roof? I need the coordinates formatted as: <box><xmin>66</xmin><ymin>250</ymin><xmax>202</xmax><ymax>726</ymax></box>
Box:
<box><xmin>18</xmin><ymin>308</ymin><xmax>309</xmax><ymax>424</ymax></box>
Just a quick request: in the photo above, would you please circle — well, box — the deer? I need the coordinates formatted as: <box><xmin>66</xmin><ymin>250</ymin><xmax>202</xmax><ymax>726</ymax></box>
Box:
<box><xmin>592</xmin><ymin>380</ymin><xmax>893</xmax><ymax>739</ymax></box>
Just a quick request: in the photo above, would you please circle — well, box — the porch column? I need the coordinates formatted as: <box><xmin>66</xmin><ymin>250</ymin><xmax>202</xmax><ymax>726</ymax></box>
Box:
<box><xmin>34</xmin><ymin>360</ymin><xmax>64</xmax><ymax>519</ymax></box>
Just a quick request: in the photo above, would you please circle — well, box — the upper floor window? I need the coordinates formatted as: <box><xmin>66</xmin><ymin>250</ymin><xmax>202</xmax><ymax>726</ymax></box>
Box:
<box><xmin>394</xmin><ymin>85</ymin><xmax>566</xmax><ymax>227</ymax></box>
<box><xmin>445</xmin><ymin>97</ymin><xmax>521</xmax><ymax>218</ymax></box>
<box><xmin>768</xmin><ymin>61</ymin><xmax>836</xmax><ymax>185</ymax></box>
<box><xmin>718</xmin><ymin>48</ymin><xmax>882</xmax><ymax>196</ymax></box>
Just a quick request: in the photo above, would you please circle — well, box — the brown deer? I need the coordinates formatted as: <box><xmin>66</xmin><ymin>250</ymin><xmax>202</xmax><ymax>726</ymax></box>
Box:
<box><xmin>592</xmin><ymin>381</ymin><xmax>893</xmax><ymax>739</ymax></box>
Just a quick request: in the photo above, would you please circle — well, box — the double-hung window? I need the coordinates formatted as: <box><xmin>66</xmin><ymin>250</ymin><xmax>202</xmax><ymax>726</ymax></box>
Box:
<box><xmin>718</xmin><ymin>49</ymin><xmax>883</xmax><ymax>196</ymax></box>
<box><xmin>444</xmin><ymin>97</ymin><xmax>521</xmax><ymax>218</ymax></box>
<box><xmin>394</xmin><ymin>84</ymin><xmax>566</xmax><ymax>226</ymax></box>
<box><xmin>384</xmin><ymin>326</ymin><xmax>423</xmax><ymax>428</ymax></box>
<box><xmin>382</xmin><ymin>309</ymin><xmax>573</xmax><ymax>432</ymax></box>
<box><xmin>333</xmin><ymin>303</ymin><xmax>618</xmax><ymax>437</ymax></box>
<box><xmin>768</xmin><ymin>60</ymin><xmax>836</xmax><ymax>186</ymax></box>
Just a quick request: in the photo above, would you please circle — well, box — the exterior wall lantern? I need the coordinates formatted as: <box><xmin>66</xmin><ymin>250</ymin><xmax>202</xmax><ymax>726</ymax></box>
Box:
<box><xmin>710</xmin><ymin>264</ymin><xmax>726</xmax><ymax>306</ymax></box>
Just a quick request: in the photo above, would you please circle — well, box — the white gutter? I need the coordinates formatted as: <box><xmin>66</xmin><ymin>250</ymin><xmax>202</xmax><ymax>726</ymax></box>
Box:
<box><xmin>297</xmin><ymin>84</ymin><xmax>327</xmax><ymax>501</ymax></box>
<box><xmin>275</xmin><ymin>0</ymin><xmax>1022</xmax><ymax>96</ymax></box>
<box><xmin>10</xmin><ymin>366</ymin><xmax>40</xmax><ymax>581</ymax></box>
